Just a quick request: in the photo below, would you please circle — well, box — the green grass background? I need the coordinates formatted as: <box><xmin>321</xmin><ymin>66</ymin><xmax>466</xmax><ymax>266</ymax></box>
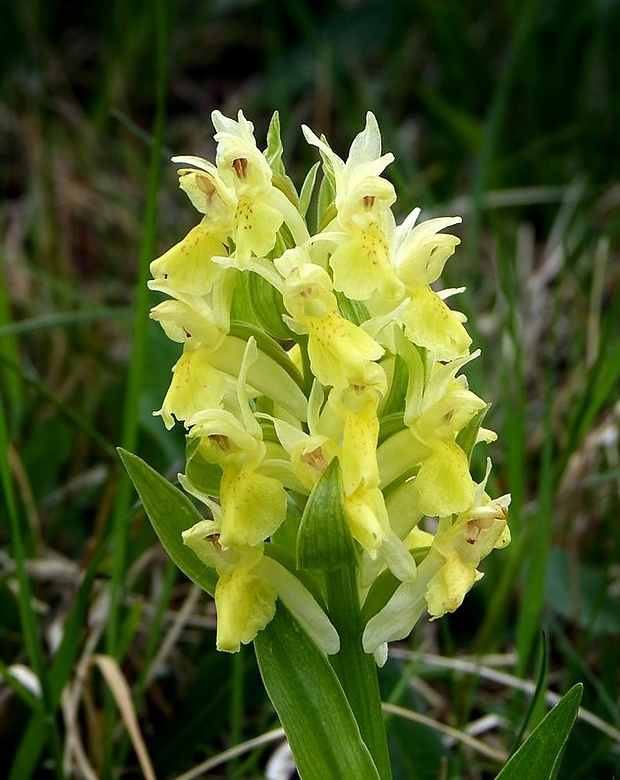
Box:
<box><xmin>1</xmin><ymin>0</ymin><xmax>619</xmax><ymax>778</ymax></box>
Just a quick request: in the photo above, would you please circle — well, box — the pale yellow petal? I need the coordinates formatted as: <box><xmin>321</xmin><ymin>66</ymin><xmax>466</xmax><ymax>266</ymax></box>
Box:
<box><xmin>425</xmin><ymin>552</ymin><xmax>479</xmax><ymax>619</ymax></box>
<box><xmin>219</xmin><ymin>467</ymin><xmax>287</xmax><ymax>548</ymax></box>
<box><xmin>329</xmin><ymin>221</ymin><xmax>403</xmax><ymax>301</ymax></box>
<box><xmin>214</xmin><ymin>569</ymin><xmax>277</xmax><ymax>652</ymax></box>
<box><xmin>150</xmin><ymin>222</ymin><xmax>228</xmax><ymax>295</ymax></box>
<box><xmin>401</xmin><ymin>286</ymin><xmax>471</xmax><ymax>359</ymax></box>
<box><xmin>344</xmin><ymin>485</ymin><xmax>389</xmax><ymax>554</ymax></box>
<box><xmin>413</xmin><ymin>440</ymin><xmax>476</xmax><ymax>517</ymax></box>
<box><xmin>232</xmin><ymin>195</ymin><xmax>283</xmax><ymax>260</ymax></box>
<box><xmin>177</xmin><ymin>169</ymin><xmax>235</xmax><ymax>228</ymax></box>
<box><xmin>307</xmin><ymin>311</ymin><xmax>386</xmax><ymax>392</ymax></box>
<box><xmin>155</xmin><ymin>346</ymin><xmax>231</xmax><ymax>429</ymax></box>
<box><xmin>332</xmin><ymin>385</ymin><xmax>381</xmax><ymax>494</ymax></box>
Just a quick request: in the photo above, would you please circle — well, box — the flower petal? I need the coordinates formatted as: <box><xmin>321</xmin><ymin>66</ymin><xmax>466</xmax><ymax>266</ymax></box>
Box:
<box><xmin>215</xmin><ymin>569</ymin><xmax>277</xmax><ymax>652</ymax></box>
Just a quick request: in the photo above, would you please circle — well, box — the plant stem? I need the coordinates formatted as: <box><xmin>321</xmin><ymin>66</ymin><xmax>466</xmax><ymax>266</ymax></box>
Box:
<box><xmin>325</xmin><ymin>565</ymin><xmax>392</xmax><ymax>780</ymax></box>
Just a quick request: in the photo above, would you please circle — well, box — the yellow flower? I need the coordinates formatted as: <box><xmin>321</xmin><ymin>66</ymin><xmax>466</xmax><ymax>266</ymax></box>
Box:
<box><xmin>279</xmin><ymin>259</ymin><xmax>387</xmax><ymax>392</ymax></box>
<box><xmin>393</xmin><ymin>210</ymin><xmax>462</xmax><ymax>288</ymax></box>
<box><xmin>189</xmin><ymin>405</ymin><xmax>287</xmax><ymax>548</ymax></box>
<box><xmin>182</xmin><ymin>522</ymin><xmax>277</xmax><ymax>652</ymax></box>
<box><xmin>149</xmin><ymin>296</ymin><xmax>224</xmax><ymax>347</ymax></box>
<box><xmin>155</xmin><ymin>344</ymin><xmax>233</xmax><ymax>429</ymax></box>
<box><xmin>172</xmin><ymin>111</ymin><xmax>290</xmax><ymax>265</ymax></box>
<box><xmin>329</xmin><ymin>384</ymin><xmax>381</xmax><ymax>494</ymax></box>
<box><xmin>183</xmin><ymin>518</ymin><xmax>340</xmax><ymax>654</ymax></box>
<box><xmin>175</xmin><ymin>166</ymin><xmax>236</xmax><ymax>230</ymax></box>
<box><xmin>211</xmin><ymin>110</ymin><xmax>275</xmax><ymax>196</ymax></box>
<box><xmin>149</xmin><ymin>219</ymin><xmax>229</xmax><ymax>295</ymax></box>
<box><xmin>425</xmin><ymin>491</ymin><xmax>511</xmax><ymax>619</ymax></box>
<box><xmin>302</xmin><ymin>112</ymin><xmax>396</xmax><ymax>227</ymax></box>
<box><xmin>412</xmin><ymin>439</ymin><xmax>477</xmax><ymax>517</ymax></box>
<box><xmin>328</xmin><ymin>214</ymin><xmax>404</xmax><ymax>302</ymax></box>
<box><xmin>302</xmin><ymin>112</ymin><xmax>403</xmax><ymax>301</ymax></box>
<box><xmin>362</xmin><ymin>489</ymin><xmax>510</xmax><ymax>652</ymax></box>
<box><xmin>400</xmin><ymin>285</ymin><xmax>471</xmax><ymax>360</ymax></box>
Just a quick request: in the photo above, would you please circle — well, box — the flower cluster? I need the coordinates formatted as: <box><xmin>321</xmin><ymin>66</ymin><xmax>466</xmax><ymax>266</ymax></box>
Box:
<box><xmin>149</xmin><ymin>110</ymin><xmax>510</xmax><ymax>657</ymax></box>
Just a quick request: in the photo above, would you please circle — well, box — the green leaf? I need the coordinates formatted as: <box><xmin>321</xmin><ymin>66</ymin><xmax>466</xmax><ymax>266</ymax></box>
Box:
<box><xmin>254</xmin><ymin>603</ymin><xmax>381</xmax><ymax>780</ymax></box>
<box><xmin>296</xmin><ymin>458</ymin><xmax>356</xmax><ymax>571</ymax></box>
<box><xmin>316</xmin><ymin>168</ymin><xmax>336</xmax><ymax>232</ymax></box>
<box><xmin>245</xmin><ymin>270</ymin><xmax>293</xmax><ymax>341</ymax></box>
<box><xmin>335</xmin><ymin>290</ymin><xmax>370</xmax><ymax>327</ymax></box>
<box><xmin>118</xmin><ymin>448</ymin><xmax>217</xmax><ymax>595</ymax></box>
<box><xmin>299</xmin><ymin>160</ymin><xmax>320</xmax><ymax>219</ymax></box>
<box><xmin>495</xmin><ymin>683</ymin><xmax>583</xmax><ymax>780</ymax></box>
<box><xmin>456</xmin><ymin>403</ymin><xmax>491</xmax><ymax>462</ymax></box>
<box><xmin>264</xmin><ymin>111</ymin><xmax>285</xmax><ymax>175</ymax></box>
<box><xmin>379</xmin><ymin>353</ymin><xmax>409</xmax><ymax>419</ymax></box>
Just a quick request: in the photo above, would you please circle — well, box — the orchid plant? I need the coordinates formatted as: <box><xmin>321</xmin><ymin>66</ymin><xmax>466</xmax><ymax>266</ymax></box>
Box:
<box><xmin>121</xmin><ymin>109</ymin><xmax>516</xmax><ymax>778</ymax></box>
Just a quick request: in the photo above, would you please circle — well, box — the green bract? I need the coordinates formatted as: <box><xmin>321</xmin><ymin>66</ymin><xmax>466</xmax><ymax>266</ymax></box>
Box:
<box><xmin>143</xmin><ymin>109</ymin><xmax>510</xmax><ymax>656</ymax></box>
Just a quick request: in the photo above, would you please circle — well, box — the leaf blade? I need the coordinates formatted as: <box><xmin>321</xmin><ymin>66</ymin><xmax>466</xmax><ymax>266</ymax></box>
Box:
<box><xmin>117</xmin><ymin>448</ymin><xmax>217</xmax><ymax>595</ymax></box>
<box><xmin>496</xmin><ymin>683</ymin><xmax>583</xmax><ymax>780</ymax></box>
<box><xmin>254</xmin><ymin>603</ymin><xmax>380</xmax><ymax>780</ymax></box>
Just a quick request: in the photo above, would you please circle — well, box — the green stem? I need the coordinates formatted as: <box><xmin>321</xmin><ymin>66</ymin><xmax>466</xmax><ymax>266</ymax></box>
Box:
<box><xmin>325</xmin><ymin>565</ymin><xmax>392</xmax><ymax>780</ymax></box>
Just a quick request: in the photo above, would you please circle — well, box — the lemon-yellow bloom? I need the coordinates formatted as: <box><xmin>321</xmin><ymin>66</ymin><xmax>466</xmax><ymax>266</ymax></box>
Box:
<box><xmin>146</xmin><ymin>109</ymin><xmax>510</xmax><ymax>659</ymax></box>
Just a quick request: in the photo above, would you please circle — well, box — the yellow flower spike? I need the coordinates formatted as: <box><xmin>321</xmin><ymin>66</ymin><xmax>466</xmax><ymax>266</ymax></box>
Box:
<box><xmin>141</xmin><ymin>108</ymin><xmax>512</xmax><ymax>668</ymax></box>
